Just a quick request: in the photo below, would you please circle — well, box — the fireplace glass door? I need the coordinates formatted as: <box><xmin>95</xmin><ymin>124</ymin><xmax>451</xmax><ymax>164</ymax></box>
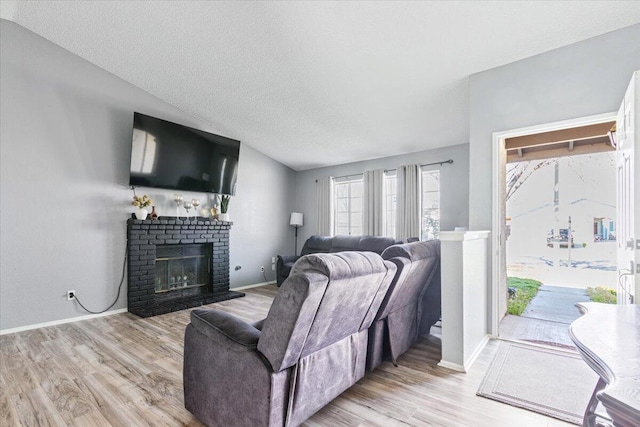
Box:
<box><xmin>155</xmin><ymin>244</ymin><xmax>211</xmax><ymax>293</ymax></box>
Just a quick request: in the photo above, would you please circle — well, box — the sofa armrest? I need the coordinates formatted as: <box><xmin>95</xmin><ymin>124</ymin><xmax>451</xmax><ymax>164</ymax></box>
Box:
<box><xmin>277</xmin><ymin>254</ymin><xmax>300</xmax><ymax>265</ymax></box>
<box><xmin>184</xmin><ymin>315</ymin><xmax>288</xmax><ymax>426</ymax></box>
<box><xmin>190</xmin><ymin>308</ymin><xmax>261</xmax><ymax>350</ymax></box>
<box><xmin>276</xmin><ymin>255</ymin><xmax>301</xmax><ymax>286</ymax></box>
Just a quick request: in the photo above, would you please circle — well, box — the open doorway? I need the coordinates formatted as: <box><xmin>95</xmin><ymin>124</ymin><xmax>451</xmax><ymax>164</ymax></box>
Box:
<box><xmin>501</xmin><ymin>148</ymin><xmax>617</xmax><ymax>347</ymax></box>
<box><xmin>482</xmin><ymin>71</ymin><xmax>638</xmax><ymax>427</ymax></box>
<box><xmin>491</xmin><ymin>115</ymin><xmax>619</xmax><ymax>346</ymax></box>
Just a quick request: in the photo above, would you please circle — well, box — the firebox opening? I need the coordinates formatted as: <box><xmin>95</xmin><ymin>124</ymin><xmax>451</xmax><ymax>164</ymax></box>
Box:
<box><xmin>155</xmin><ymin>244</ymin><xmax>212</xmax><ymax>293</ymax></box>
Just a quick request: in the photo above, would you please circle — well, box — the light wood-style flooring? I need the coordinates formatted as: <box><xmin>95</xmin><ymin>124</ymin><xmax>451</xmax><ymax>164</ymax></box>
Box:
<box><xmin>1</xmin><ymin>285</ymin><xmax>572</xmax><ymax>427</ymax></box>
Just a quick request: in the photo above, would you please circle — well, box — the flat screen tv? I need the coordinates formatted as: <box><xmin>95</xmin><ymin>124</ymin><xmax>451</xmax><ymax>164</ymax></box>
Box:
<box><xmin>128</xmin><ymin>112</ymin><xmax>240</xmax><ymax>195</ymax></box>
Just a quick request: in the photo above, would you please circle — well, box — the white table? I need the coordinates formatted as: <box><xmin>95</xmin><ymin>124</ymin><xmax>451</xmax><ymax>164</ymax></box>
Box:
<box><xmin>569</xmin><ymin>302</ymin><xmax>640</xmax><ymax>427</ymax></box>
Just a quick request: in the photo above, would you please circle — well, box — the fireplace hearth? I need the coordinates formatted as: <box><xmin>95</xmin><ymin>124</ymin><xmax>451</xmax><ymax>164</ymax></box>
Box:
<box><xmin>127</xmin><ymin>217</ymin><xmax>244</xmax><ymax>317</ymax></box>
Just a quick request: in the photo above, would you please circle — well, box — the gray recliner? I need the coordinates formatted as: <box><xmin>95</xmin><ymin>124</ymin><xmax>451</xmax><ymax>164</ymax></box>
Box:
<box><xmin>366</xmin><ymin>240</ymin><xmax>441</xmax><ymax>371</ymax></box>
<box><xmin>183</xmin><ymin>251</ymin><xmax>397</xmax><ymax>426</ymax></box>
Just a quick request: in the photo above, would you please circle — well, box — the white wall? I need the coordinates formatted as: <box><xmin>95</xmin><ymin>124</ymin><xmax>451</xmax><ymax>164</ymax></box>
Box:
<box><xmin>469</xmin><ymin>23</ymin><xmax>640</xmax><ymax>326</ymax></box>
<box><xmin>0</xmin><ymin>20</ymin><xmax>295</xmax><ymax>330</ymax></box>
<box><xmin>294</xmin><ymin>144</ymin><xmax>469</xmax><ymax>244</ymax></box>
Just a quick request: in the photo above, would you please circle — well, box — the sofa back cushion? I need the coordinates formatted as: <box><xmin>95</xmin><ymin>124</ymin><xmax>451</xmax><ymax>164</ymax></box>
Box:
<box><xmin>257</xmin><ymin>252</ymin><xmax>395</xmax><ymax>372</ymax></box>
<box><xmin>301</xmin><ymin>235</ymin><xmax>333</xmax><ymax>255</ymax></box>
<box><xmin>329</xmin><ymin>235</ymin><xmax>362</xmax><ymax>252</ymax></box>
<box><xmin>358</xmin><ymin>236</ymin><xmax>397</xmax><ymax>254</ymax></box>
<box><xmin>302</xmin><ymin>235</ymin><xmax>397</xmax><ymax>256</ymax></box>
<box><xmin>379</xmin><ymin>240</ymin><xmax>441</xmax><ymax>318</ymax></box>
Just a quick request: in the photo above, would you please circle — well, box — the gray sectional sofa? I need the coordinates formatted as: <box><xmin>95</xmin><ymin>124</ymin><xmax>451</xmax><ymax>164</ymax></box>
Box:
<box><xmin>276</xmin><ymin>234</ymin><xmax>398</xmax><ymax>286</ymax></box>
<box><xmin>184</xmin><ymin>240</ymin><xmax>441</xmax><ymax>426</ymax></box>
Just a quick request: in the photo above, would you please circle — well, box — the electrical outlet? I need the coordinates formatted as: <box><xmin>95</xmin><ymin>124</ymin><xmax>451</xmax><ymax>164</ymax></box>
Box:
<box><xmin>67</xmin><ymin>290</ymin><xmax>76</xmax><ymax>301</ymax></box>
<box><xmin>271</xmin><ymin>256</ymin><xmax>276</xmax><ymax>263</ymax></box>
<box><xmin>272</xmin><ymin>264</ymin><xmax>275</xmax><ymax>271</ymax></box>
<box><xmin>260</xmin><ymin>266</ymin><xmax>265</xmax><ymax>272</ymax></box>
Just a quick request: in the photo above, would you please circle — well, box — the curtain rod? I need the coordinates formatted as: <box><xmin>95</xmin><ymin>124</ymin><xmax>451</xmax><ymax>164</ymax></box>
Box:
<box><xmin>385</xmin><ymin>159</ymin><xmax>454</xmax><ymax>173</ymax></box>
<box><xmin>315</xmin><ymin>159</ymin><xmax>454</xmax><ymax>182</ymax></box>
<box><xmin>424</xmin><ymin>158</ymin><xmax>453</xmax><ymax>167</ymax></box>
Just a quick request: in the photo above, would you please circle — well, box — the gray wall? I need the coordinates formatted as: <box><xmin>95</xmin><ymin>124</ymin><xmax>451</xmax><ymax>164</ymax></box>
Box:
<box><xmin>469</xmin><ymin>23</ymin><xmax>640</xmax><ymax>323</ymax></box>
<box><xmin>0</xmin><ymin>20</ymin><xmax>296</xmax><ymax>330</ymax></box>
<box><xmin>294</xmin><ymin>144</ymin><xmax>470</xmax><ymax>244</ymax></box>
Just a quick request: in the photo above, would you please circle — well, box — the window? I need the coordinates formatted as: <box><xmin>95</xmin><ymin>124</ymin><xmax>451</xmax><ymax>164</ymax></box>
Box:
<box><xmin>593</xmin><ymin>217</ymin><xmax>616</xmax><ymax>242</ymax></box>
<box><xmin>421</xmin><ymin>170</ymin><xmax>440</xmax><ymax>240</ymax></box>
<box><xmin>383</xmin><ymin>168</ymin><xmax>440</xmax><ymax>240</ymax></box>
<box><xmin>334</xmin><ymin>178</ymin><xmax>363</xmax><ymax>236</ymax></box>
<box><xmin>334</xmin><ymin>169</ymin><xmax>440</xmax><ymax>239</ymax></box>
<box><xmin>384</xmin><ymin>172</ymin><xmax>397</xmax><ymax>238</ymax></box>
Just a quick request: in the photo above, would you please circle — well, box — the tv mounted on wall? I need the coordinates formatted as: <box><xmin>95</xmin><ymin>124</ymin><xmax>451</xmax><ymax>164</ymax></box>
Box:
<box><xmin>128</xmin><ymin>112</ymin><xmax>240</xmax><ymax>195</ymax></box>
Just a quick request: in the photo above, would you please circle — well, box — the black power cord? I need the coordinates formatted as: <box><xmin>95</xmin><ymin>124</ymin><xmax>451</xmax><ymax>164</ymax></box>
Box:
<box><xmin>73</xmin><ymin>246</ymin><xmax>128</xmax><ymax>314</ymax></box>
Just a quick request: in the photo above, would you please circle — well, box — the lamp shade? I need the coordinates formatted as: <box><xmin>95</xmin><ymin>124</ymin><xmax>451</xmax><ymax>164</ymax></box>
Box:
<box><xmin>289</xmin><ymin>212</ymin><xmax>304</xmax><ymax>227</ymax></box>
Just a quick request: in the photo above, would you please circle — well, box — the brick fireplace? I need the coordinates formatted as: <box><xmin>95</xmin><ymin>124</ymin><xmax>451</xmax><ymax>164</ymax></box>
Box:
<box><xmin>127</xmin><ymin>217</ymin><xmax>244</xmax><ymax>317</ymax></box>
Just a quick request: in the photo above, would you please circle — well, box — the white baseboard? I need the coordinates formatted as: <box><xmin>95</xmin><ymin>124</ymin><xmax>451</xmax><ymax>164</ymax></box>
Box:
<box><xmin>1</xmin><ymin>281</ymin><xmax>276</xmax><ymax>335</ymax></box>
<box><xmin>438</xmin><ymin>334</ymin><xmax>491</xmax><ymax>373</ymax></box>
<box><xmin>232</xmin><ymin>281</ymin><xmax>276</xmax><ymax>291</ymax></box>
<box><xmin>0</xmin><ymin>308</ymin><xmax>128</xmax><ymax>336</ymax></box>
<box><xmin>463</xmin><ymin>334</ymin><xmax>490</xmax><ymax>372</ymax></box>
<box><xmin>437</xmin><ymin>360</ymin><xmax>466</xmax><ymax>372</ymax></box>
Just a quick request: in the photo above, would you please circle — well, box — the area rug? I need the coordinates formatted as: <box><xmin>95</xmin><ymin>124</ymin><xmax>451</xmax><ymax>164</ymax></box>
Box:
<box><xmin>477</xmin><ymin>341</ymin><xmax>598</xmax><ymax>425</ymax></box>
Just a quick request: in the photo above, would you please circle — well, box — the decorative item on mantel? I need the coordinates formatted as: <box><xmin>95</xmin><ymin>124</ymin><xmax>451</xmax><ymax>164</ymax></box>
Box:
<box><xmin>183</xmin><ymin>200</ymin><xmax>193</xmax><ymax>218</ymax></box>
<box><xmin>173</xmin><ymin>194</ymin><xmax>183</xmax><ymax>217</ymax></box>
<box><xmin>211</xmin><ymin>194</ymin><xmax>219</xmax><ymax>217</ymax></box>
<box><xmin>132</xmin><ymin>194</ymin><xmax>153</xmax><ymax>220</ymax></box>
<box><xmin>150</xmin><ymin>206</ymin><xmax>158</xmax><ymax>220</ymax></box>
<box><xmin>218</xmin><ymin>195</ymin><xmax>231</xmax><ymax>221</ymax></box>
<box><xmin>192</xmin><ymin>199</ymin><xmax>200</xmax><ymax>217</ymax></box>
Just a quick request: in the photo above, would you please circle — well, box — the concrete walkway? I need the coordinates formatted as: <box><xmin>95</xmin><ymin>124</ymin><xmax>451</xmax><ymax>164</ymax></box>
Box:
<box><xmin>500</xmin><ymin>284</ymin><xmax>591</xmax><ymax>348</ymax></box>
<box><xmin>522</xmin><ymin>285</ymin><xmax>591</xmax><ymax>324</ymax></box>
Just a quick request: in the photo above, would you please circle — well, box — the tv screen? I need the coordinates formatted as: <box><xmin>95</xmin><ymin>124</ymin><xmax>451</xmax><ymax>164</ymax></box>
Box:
<box><xmin>128</xmin><ymin>113</ymin><xmax>240</xmax><ymax>195</ymax></box>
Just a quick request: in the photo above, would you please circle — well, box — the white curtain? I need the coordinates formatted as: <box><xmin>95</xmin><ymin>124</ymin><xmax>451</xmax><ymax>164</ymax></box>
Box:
<box><xmin>316</xmin><ymin>176</ymin><xmax>334</xmax><ymax>236</ymax></box>
<box><xmin>396</xmin><ymin>164</ymin><xmax>421</xmax><ymax>241</ymax></box>
<box><xmin>363</xmin><ymin>169</ymin><xmax>384</xmax><ymax>236</ymax></box>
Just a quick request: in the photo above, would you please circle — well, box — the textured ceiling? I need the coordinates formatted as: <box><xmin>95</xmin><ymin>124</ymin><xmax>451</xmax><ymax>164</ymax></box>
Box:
<box><xmin>2</xmin><ymin>1</ymin><xmax>640</xmax><ymax>171</ymax></box>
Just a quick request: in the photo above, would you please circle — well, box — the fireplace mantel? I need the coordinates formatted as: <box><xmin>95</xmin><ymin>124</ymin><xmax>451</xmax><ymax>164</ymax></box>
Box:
<box><xmin>127</xmin><ymin>217</ymin><xmax>244</xmax><ymax>317</ymax></box>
